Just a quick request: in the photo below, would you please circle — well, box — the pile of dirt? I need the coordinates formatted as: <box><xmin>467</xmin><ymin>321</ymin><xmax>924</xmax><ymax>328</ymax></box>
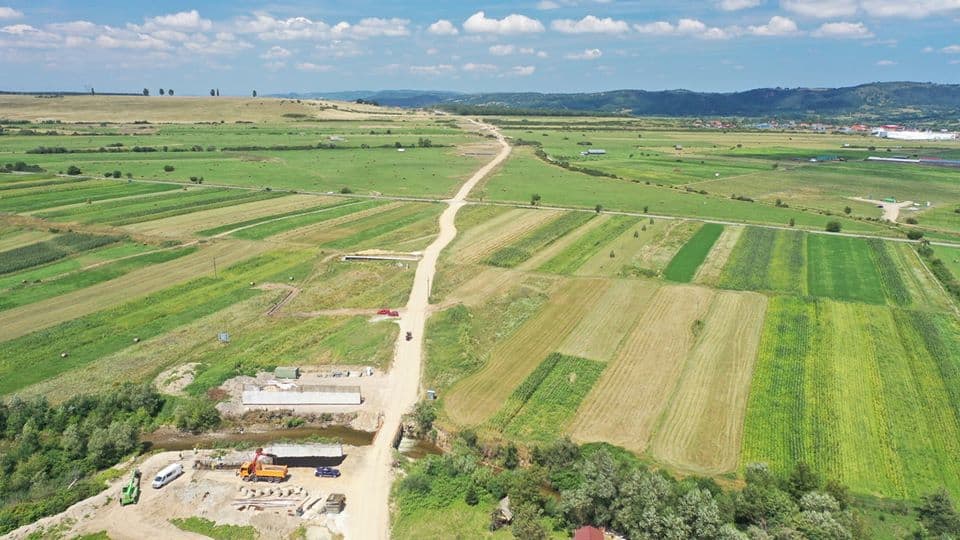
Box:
<box><xmin>155</xmin><ymin>362</ymin><xmax>200</xmax><ymax>395</ymax></box>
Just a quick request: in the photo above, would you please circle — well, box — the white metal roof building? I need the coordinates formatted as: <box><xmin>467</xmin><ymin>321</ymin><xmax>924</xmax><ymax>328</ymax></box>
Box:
<box><xmin>242</xmin><ymin>384</ymin><xmax>362</xmax><ymax>406</ymax></box>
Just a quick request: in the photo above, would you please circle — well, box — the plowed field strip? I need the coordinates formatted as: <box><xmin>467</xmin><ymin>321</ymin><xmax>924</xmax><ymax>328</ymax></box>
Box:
<box><xmin>445</xmin><ymin>278</ymin><xmax>609</xmax><ymax>426</ymax></box>
<box><xmin>650</xmin><ymin>291</ymin><xmax>767</xmax><ymax>474</ymax></box>
<box><xmin>568</xmin><ymin>285</ymin><xmax>715</xmax><ymax>452</ymax></box>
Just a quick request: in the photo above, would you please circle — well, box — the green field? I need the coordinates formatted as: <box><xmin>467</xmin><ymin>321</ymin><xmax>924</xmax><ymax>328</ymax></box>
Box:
<box><xmin>806</xmin><ymin>235</ymin><xmax>887</xmax><ymax>305</ymax></box>
<box><xmin>718</xmin><ymin>228</ymin><xmax>806</xmax><ymax>295</ymax></box>
<box><xmin>0</xmin><ymin>180</ymin><xmax>179</xmax><ymax>212</ymax></box>
<box><xmin>741</xmin><ymin>296</ymin><xmax>960</xmax><ymax>498</ymax></box>
<box><xmin>489</xmin><ymin>353</ymin><xmax>605</xmax><ymax>443</ymax></box>
<box><xmin>230</xmin><ymin>199</ymin><xmax>388</xmax><ymax>240</ymax></box>
<box><xmin>0</xmin><ymin>232</ymin><xmax>124</xmax><ymax>275</ymax></box>
<box><xmin>485</xmin><ymin>211</ymin><xmax>595</xmax><ymax>268</ymax></box>
<box><xmin>663</xmin><ymin>223</ymin><xmax>724</xmax><ymax>282</ymax></box>
<box><xmin>538</xmin><ymin>215</ymin><xmax>638</xmax><ymax>275</ymax></box>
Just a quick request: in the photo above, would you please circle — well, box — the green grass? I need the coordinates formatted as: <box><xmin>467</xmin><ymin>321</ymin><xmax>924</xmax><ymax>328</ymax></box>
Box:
<box><xmin>719</xmin><ymin>227</ymin><xmax>805</xmax><ymax>294</ymax></box>
<box><xmin>196</xmin><ymin>198</ymin><xmax>355</xmax><ymax>236</ymax></box>
<box><xmin>0</xmin><ymin>241</ymin><xmax>155</xmax><ymax>290</ymax></box>
<box><xmin>538</xmin><ymin>215</ymin><xmax>638</xmax><ymax>275</ymax></box>
<box><xmin>867</xmin><ymin>239</ymin><xmax>912</xmax><ymax>306</ymax></box>
<box><xmin>741</xmin><ymin>296</ymin><xmax>960</xmax><ymax>499</ymax></box>
<box><xmin>170</xmin><ymin>517</ymin><xmax>257</xmax><ymax>540</ymax></box>
<box><xmin>491</xmin><ymin>353</ymin><xmax>605</xmax><ymax>443</ymax></box>
<box><xmin>0</xmin><ymin>181</ymin><xmax>178</xmax><ymax>212</ymax></box>
<box><xmin>0</xmin><ymin>247</ymin><xmax>197</xmax><ymax>311</ymax></box>
<box><xmin>0</xmin><ymin>251</ymin><xmax>310</xmax><ymax>395</ymax></box>
<box><xmin>485</xmin><ymin>211</ymin><xmax>595</xmax><ymax>268</ymax></box>
<box><xmin>231</xmin><ymin>199</ymin><xmax>388</xmax><ymax>240</ymax></box>
<box><xmin>39</xmin><ymin>187</ymin><xmax>286</xmax><ymax>226</ymax></box>
<box><xmin>662</xmin><ymin>223</ymin><xmax>724</xmax><ymax>282</ymax></box>
<box><xmin>807</xmin><ymin>235</ymin><xmax>886</xmax><ymax>304</ymax></box>
<box><xmin>0</xmin><ymin>232</ymin><xmax>124</xmax><ymax>275</ymax></box>
<box><xmin>321</xmin><ymin>203</ymin><xmax>442</xmax><ymax>250</ymax></box>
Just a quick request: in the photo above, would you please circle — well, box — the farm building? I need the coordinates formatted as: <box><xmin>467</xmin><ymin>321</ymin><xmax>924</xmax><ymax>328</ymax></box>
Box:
<box><xmin>242</xmin><ymin>384</ymin><xmax>362</xmax><ymax>406</ymax></box>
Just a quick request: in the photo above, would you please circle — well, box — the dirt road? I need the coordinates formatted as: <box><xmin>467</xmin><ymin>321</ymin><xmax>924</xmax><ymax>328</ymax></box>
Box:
<box><xmin>349</xmin><ymin>120</ymin><xmax>511</xmax><ymax>540</ymax></box>
<box><xmin>850</xmin><ymin>197</ymin><xmax>915</xmax><ymax>223</ymax></box>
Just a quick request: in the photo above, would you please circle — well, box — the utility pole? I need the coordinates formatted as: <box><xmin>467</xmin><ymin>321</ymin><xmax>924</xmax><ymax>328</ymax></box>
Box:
<box><xmin>213</xmin><ymin>257</ymin><xmax>217</xmax><ymax>278</ymax></box>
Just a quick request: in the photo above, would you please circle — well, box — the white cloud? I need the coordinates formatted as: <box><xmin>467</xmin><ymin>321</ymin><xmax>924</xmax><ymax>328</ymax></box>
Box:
<box><xmin>140</xmin><ymin>10</ymin><xmax>212</xmax><ymax>32</ymax></box>
<box><xmin>811</xmin><ymin>21</ymin><xmax>873</xmax><ymax>38</ymax></box>
<box><xmin>296</xmin><ymin>62</ymin><xmax>332</xmax><ymax>72</ymax></box>
<box><xmin>876</xmin><ymin>59</ymin><xmax>896</xmax><ymax>65</ymax></box>
<box><xmin>551</xmin><ymin>15</ymin><xmax>630</xmax><ymax>34</ymax></box>
<box><xmin>427</xmin><ymin>19</ymin><xmax>458</xmax><ymax>35</ymax></box>
<box><xmin>185</xmin><ymin>32</ymin><xmax>251</xmax><ymax>55</ymax></box>
<box><xmin>261</xmin><ymin>45</ymin><xmax>291</xmax><ymax>59</ymax></box>
<box><xmin>566</xmin><ymin>47</ymin><xmax>602</xmax><ymax>60</ymax></box>
<box><xmin>922</xmin><ymin>45</ymin><xmax>934</xmax><ymax>52</ymax></box>
<box><xmin>861</xmin><ymin>0</ymin><xmax>960</xmax><ymax>18</ymax></box>
<box><xmin>507</xmin><ymin>65</ymin><xmax>536</xmax><ymax>76</ymax></box>
<box><xmin>942</xmin><ymin>44</ymin><xmax>960</xmax><ymax>53</ymax></box>
<box><xmin>333</xmin><ymin>18</ymin><xmax>409</xmax><ymax>38</ymax></box>
<box><xmin>463</xmin><ymin>11</ymin><xmax>545</xmax><ymax>34</ymax></box>
<box><xmin>47</xmin><ymin>20</ymin><xmax>98</xmax><ymax>34</ymax></box>
<box><xmin>462</xmin><ymin>62</ymin><xmax>498</xmax><ymax>72</ymax></box>
<box><xmin>633</xmin><ymin>18</ymin><xmax>736</xmax><ymax>39</ymax></box>
<box><xmin>409</xmin><ymin>64</ymin><xmax>456</xmax><ymax>75</ymax></box>
<box><xmin>634</xmin><ymin>21</ymin><xmax>676</xmax><ymax>34</ymax></box>
<box><xmin>0</xmin><ymin>7</ymin><xmax>23</xmax><ymax>19</ymax></box>
<box><xmin>96</xmin><ymin>32</ymin><xmax>171</xmax><ymax>51</ymax></box>
<box><xmin>537</xmin><ymin>0</ymin><xmax>561</xmax><ymax>9</ymax></box>
<box><xmin>489</xmin><ymin>44</ymin><xmax>516</xmax><ymax>55</ymax></box>
<box><xmin>747</xmin><ymin>16</ymin><xmax>800</xmax><ymax>36</ymax></box>
<box><xmin>781</xmin><ymin>0</ymin><xmax>858</xmax><ymax>17</ymax></box>
<box><xmin>240</xmin><ymin>15</ymin><xmax>330</xmax><ymax>40</ymax></box>
<box><xmin>718</xmin><ymin>0</ymin><xmax>763</xmax><ymax>10</ymax></box>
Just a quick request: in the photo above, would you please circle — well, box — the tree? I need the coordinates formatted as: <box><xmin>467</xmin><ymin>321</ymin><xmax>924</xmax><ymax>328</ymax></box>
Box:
<box><xmin>511</xmin><ymin>503</ymin><xmax>548</xmax><ymax>540</ymax></box>
<box><xmin>465</xmin><ymin>484</ymin><xmax>479</xmax><ymax>506</ymax></box>
<box><xmin>90</xmin><ymin>87</ymin><xmax>95</xmax><ymax>95</ymax></box>
<box><xmin>918</xmin><ymin>489</ymin><xmax>960</xmax><ymax>537</ymax></box>
<box><xmin>907</xmin><ymin>230</ymin><xmax>924</xmax><ymax>240</ymax></box>
<box><xmin>411</xmin><ymin>401</ymin><xmax>436</xmax><ymax>436</ymax></box>
<box><xmin>210</xmin><ymin>89</ymin><xmax>215</xmax><ymax>97</ymax></box>
<box><xmin>66</xmin><ymin>165</ymin><xmax>82</xmax><ymax>176</ymax></box>
<box><xmin>530</xmin><ymin>193</ymin><xmax>541</xmax><ymax>206</ymax></box>
<box><xmin>843</xmin><ymin>206</ymin><xmax>852</xmax><ymax>215</ymax></box>
<box><xmin>501</xmin><ymin>443</ymin><xmax>519</xmax><ymax>469</ymax></box>
<box><xmin>787</xmin><ymin>462</ymin><xmax>821</xmax><ymax>500</ymax></box>
<box><xmin>143</xmin><ymin>88</ymin><xmax>149</xmax><ymax>96</ymax></box>
<box><xmin>168</xmin><ymin>89</ymin><xmax>174</xmax><ymax>96</ymax></box>
<box><xmin>159</xmin><ymin>89</ymin><xmax>164</xmax><ymax>96</ymax></box>
<box><xmin>825</xmin><ymin>221</ymin><xmax>842</xmax><ymax>233</ymax></box>
<box><xmin>595</xmin><ymin>204</ymin><xmax>603</xmax><ymax>214</ymax></box>
<box><xmin>216</xmin><ymin>88</ymin><xmax>220</xmax><ymax>96</ymax></box>
<box><xmin>789</xmin><ymin>218</ymin><xmax>795</xmax><ymax>227</ymax></box>
<box><xmin>163</xmin><ymin>165</ymin><xmax>175</xmax><ymax>172</ymax></box>
<box><xmin>252</xmin><ymin>90</ymin><xmax>257</xmax><ymax>97</ymax></box>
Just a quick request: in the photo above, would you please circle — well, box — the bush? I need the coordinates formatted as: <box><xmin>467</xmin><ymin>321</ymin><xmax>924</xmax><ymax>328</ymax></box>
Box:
<box><xmin>163</xmin><ymin>165</ymin><xmax>175</xmax><ymax>172</ymax></box>
<box><xmin>825</xmin><ymin>221</ymin><xmax>842</xmax><ymax>233</ymax></box>
<box><xmin>905</xmin><ymin>217</ymin><xmax>918</xmax><ymax>225</ymax></box>
<box><xmin>66</xmin><ymin>165</ymin><xmax>82</xmax><ymax>175</ymax></box>
<box><xmin>340</xmin><ymin>187</ymin><xmax>353</xmax><ymax>194</ymax></box>
<box><xmin>907</xmin><ymin>230</ymin><xmax>924</xmax><ymax>240</ymax></box>
<box><xmin>173</xmin><ymin>398</ymin><xmax>221</xmax><ymax>434</ymax></box>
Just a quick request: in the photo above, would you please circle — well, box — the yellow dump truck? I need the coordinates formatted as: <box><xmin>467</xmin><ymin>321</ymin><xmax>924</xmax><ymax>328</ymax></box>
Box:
<box><xmin>238</xmin><ymin>448</ymin><xmax>288</xmax><ymax>483</ymax></box>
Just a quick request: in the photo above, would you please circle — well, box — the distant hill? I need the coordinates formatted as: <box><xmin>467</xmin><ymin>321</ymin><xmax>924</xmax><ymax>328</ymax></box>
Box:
<box><xmin>276</xmin><ymin>82</ymin><xmax>960</xmax><ymax>121</ymax></box>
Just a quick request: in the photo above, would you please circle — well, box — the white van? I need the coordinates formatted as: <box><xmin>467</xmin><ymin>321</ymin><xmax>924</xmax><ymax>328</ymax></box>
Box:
<box><xmin>152</xmin><ymin>463</ymin><xmax>183</xmax><ymax>489</ymax></box>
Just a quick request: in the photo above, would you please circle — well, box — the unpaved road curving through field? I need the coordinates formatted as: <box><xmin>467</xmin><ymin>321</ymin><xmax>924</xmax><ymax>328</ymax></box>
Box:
<box><xmin>350</xmin><ymin>120</ymin><xmax>511</xmax><ymax>540</ymax></box>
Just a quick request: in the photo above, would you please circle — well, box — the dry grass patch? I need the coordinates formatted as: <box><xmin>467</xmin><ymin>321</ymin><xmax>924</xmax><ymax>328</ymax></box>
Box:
<box><xmin>0</xmin><ymin>229</ymin><xmax>55</xmax><ymax>251</ymax></box>
<box><xmin>123</xmin><ymin>194</ymin><xmax>333</xmax><ymax>237</ymax></box>
<box><xmin>445</xmin><ymin>278</ymin><xmax>609</xmax><ymax>427</ymax></box>
<box><xmin>650</xmin><ymin>291</ymin><xmax>767</xmax><ymax>474</ymax></box>
<box><xmin>557</xmin><ymin>279</ymin><xmax>658</xmax><ymax>362</ymax></box>
<box><xmin>517</xmin><ymin>214</ymin><xmax>608</xmax><ymax>271</ymax></box>
<box><xmin>450</xmin><ymin>208</ymin><xmax>560</xmax><ymax>265</ymax></box>
<box><xmin>271</xmin><ymin>201</ymin><xmax>403</xmax><ymax>244</ymax></box>
<box><xmin>693</xmin><ymin>225</ymin><xmax>744</xmax><ymax>285</ymax></box>
<box><xmin>568</xmin><ymin>285</ymin><xmax>714</xmax><ymax>452</ymax></box>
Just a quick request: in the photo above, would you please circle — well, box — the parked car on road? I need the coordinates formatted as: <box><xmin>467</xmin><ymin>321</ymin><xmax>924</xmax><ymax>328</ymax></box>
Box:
<box><xmin>315</xmin><ymin>466</ymin><xmax>341</xmax><ymax>478</ymax></box>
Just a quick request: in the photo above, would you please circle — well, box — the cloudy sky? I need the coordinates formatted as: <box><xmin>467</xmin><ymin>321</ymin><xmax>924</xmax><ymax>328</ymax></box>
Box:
<box><xmin>1</xmin><ymin>0</ymin><xmax>958</xmax><ymax>95</ymax></box>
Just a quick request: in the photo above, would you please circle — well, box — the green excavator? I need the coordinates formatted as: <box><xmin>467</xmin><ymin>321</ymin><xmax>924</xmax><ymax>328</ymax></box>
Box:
<box><xmin>120</xmin><ymin>469</ymin><xmax>141</xmax><ymax>506</ymax></box>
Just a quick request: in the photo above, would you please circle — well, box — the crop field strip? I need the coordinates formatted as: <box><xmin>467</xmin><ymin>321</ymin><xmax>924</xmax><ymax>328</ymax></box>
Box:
<box><xmin>556</xmin><ymin>279</ymin><xmax>658</xmax><ymax>361</ymax></box>
<box><xmin>488</xmin><ymin>353</ymin><xmax>606</xmax><ymax>443</ymax></box>
<box><xmin>517</xmin><ymin>214</ymin><xmax>610</xmax><ymax>271</ymax></box>
<box><xmin>662</xmin><ymin>223</ymin><xmax>724</xmax><ymax>282</ymax></box>
<box><xmin>806</xmin><ymin>235</ymin><xmax>887</xmax><ymax>305</ymax></box>
<box><xmin>267</xmin><ymin>200</ymin><xmax>405</xmax><ymax>244</ymax></box>
<box><xmin>569</xmin><ymin>285</ymin><xmax>715</xmax><ymax>452</ymax></box>
<box><xmin>232</xmin><ymin>199</ymin><xmax>390</xmax><ymax>241</ymax></box>
<box><xmin>0</xmin><ymin>180</ymin><xmax>179</xmax><ymax>213</ymax></box>
<box><xmin>192</xmin><ymin>196</ymin><xmax>351</xmax><ymax>237</ymax></box>
<box><xmin>0</xmin><ymin>250</ymin><xmax>313</xmax><ymax>395</ymax></box>
<box><xmin>446</xmin><ymin>208</ymin><xmax>561</xmax><ymax>265</ymax></box>
<box><xmin>319</xmin><ymin>202</ymin><xmax>443</xmax><ymax>250</ymax></box>
<box><xmin>484</xmin><ymin>211</ymin><xmax>596</xmax><ymax>268</ymax></box>
<box><xmin>538</xmin><ymin>215</ymin><xmax>640</xmax><ymax>275</ymax></box>
<box><xmin>649</xmin><ymin>292</ymin><xmax>767</xmax><ymax>474</ymax></box>
<box><xmin>693</xmin><ymin>225</ymin><xmax>744</xmax><ymax>285</ymax></box>
<box><xmin>741</xmin><ymin>296</ymin><xmax>960</xmax><ymax>498</ymax></box>
<box><xmin>0</xmin><ymin>229</ymin><xmax>55</xmax><ymax>251</ymax></box>
<box><xmin>286</xmin><ymin>258</ymin><xmax>417</xmax><ymax>312</ymax></box>
<box><xmin>0</xmin><ymin>232</ymin><xmax>124</xmax><ymax>275</ymax></box>
<box><xmin>36</xmin><ymin>187</ymin><xmax>287</xmax><ymax>226</ymax></box>
<box><xmin>445</xmin><ymin>278</ymin><xmax>610</xmax><ymax>427</ymax></box>
<box><xmin>573</xmin><ymin>218</ymin><xmax>673</xmax><ymax>277</ymax></box>
<box><xmin>718</xmin><ymin>227</ymin><xmax>806</xmax><ymax>295</ymax></box>
<box><xmin>0</xmin><ymin>246</ymin><xmax>197</xmax><ymax>312</ymax></box>
<box><xmin>0</xmin><ymin>239</ymin><xmax>272</xmax><ymax>341</ymax></box>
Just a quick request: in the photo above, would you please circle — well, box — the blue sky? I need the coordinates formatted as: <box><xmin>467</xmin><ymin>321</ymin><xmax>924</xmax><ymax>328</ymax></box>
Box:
<box><xmin>0</xmin><ymin>1</ymin><xmax>958</xmax><ymax>95</ymax></box>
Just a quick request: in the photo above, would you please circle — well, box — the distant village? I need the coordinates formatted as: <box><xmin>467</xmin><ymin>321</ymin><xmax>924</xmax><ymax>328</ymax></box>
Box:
<box><xmin>693</xmin><ymin>119</ymin><xmax>959</xmax><ymax>141</ymax></box>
